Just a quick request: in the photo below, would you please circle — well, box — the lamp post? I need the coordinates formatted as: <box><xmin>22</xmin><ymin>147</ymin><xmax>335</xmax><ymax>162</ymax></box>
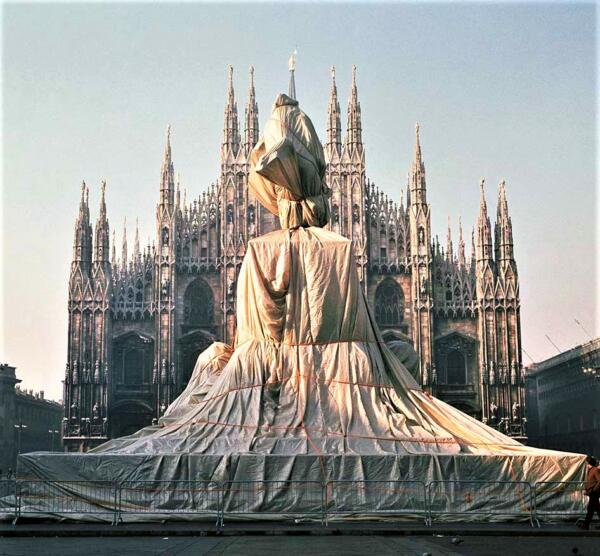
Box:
<box><xmin>48</xmin><ymin>429</ymin><xmax>60</xmax><ymax>451</ymax></box>
<box><xmin>13</xmin><ymin>423</ymin><xmax>28</xmax><ymax>457</ymax></box>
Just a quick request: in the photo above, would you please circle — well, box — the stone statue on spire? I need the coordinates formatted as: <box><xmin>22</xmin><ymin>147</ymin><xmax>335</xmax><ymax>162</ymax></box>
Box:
<box><xmin>288</xmin><ymin>50</ymin><xmax>297</xmax><ymax>99</ymax></box>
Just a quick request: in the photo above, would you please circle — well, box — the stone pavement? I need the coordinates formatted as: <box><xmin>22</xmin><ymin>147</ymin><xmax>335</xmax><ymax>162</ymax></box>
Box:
<box><xmin>1</xmin><ymin>520</ymin><xmax>600</xmax><ymax>537</ymax></box>
<box><xmin>1</xmin><ymin>534</ymin><xmax>600</xmax><ymax>555</ymax></box>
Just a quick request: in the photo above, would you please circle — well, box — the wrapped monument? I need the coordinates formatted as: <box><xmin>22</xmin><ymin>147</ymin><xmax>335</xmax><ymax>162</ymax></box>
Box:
<box><xmin>13</xmin><ymin>91</ymin><xmax>585</xmax><ymax>523</ymax></box>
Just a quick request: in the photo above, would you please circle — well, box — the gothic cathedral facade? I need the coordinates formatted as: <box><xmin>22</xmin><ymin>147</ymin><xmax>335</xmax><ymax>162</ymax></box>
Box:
<box><xmin>63</xmin><ymin>66</ymin><xmax>526</xmax><ymax>451</ymax></box>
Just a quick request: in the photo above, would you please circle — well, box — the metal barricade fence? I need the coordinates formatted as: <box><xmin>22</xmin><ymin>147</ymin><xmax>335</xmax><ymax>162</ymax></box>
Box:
<box><xmin>221</xmin><ymin>480</ymin><xmax>324</xmax><ymax>525</ymax></box>
<box><xmin>16</xmin><ymin>480</ymin><xmax>118</xmax><ymax>523</ymax></box>
<box><xmin>0</xmin><ymin>480</ymin><xmax>17</xmax><ymax>516</ymax></box>
<box><xmin>534</xmin><ymin>481</ymin><xmax>586</xmax><ymax>523</ymax></box>
<box><xmin>4</xmin><ymin>479</ymin><xmax>589</xmax><ymax>524</ymax></box>
<box><xmin>116</xmin><ymin>480</ymin><xmax>221</xmax><ymax>524</ymax></box>
<box><xmin>428</xmin><ymin>480</ymin><xmax>535</xmax><ymax>525</ymax></box>
<box><xmin>325</xmin><ymin>480</ymin><xmax>429</xmax><ymax>524</ymax></box>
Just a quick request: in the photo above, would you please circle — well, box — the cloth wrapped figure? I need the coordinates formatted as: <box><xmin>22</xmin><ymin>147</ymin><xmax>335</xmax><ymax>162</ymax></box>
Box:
<box><xmin>248</xmin><ymin>93</ymin><xmax>330</xmax><ymax>229</ymax></box>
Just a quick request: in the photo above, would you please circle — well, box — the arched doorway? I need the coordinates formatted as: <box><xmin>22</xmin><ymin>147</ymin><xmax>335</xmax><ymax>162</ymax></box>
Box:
<box><xmin>374</xmin><ymin>279</ymin><xmax>405</xmax><ymax>328</ymax></box>
<box><xmin>110</xmin><ymin>401</ymin><xmax>154</xmax><ymax>438</ymax></box>
<box><xmin>179</xmin><ymin>278</ymin><xmax>215</xmax><ymax>392</ymax></box>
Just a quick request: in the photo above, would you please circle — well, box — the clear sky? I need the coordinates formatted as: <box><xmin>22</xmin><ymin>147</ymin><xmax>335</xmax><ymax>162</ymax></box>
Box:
<box><xmin>1</xmin><ymin>2</ymin><xmax>597</xmax><ymax>401</ymax></box>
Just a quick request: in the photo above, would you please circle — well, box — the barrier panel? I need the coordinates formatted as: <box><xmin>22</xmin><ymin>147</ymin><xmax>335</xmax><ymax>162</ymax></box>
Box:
<box><xmin>116</xmin><ymin>480</ymin><xmax>221</xmax><ymax>524</ymax></box>
<box><xmin>534</xmin><ymin>481</ymin><xmax>586</xmax><ymax>523</ymax></box>
<box><xmin>16</xmin><ymin>480</ymin><xmax>118</xmax><ymax>523</ymax></box>
<box><xmin>221</xmin><ymin>480</ymin><xmax>324</xmax><ymax>524</ymax></box>
<box><xmin>325</xmin><ymin>480</ymin><xmax>429</xmax><ymax>524</ymax></box>
<box><xmin>0</xmin><ymin>480</ymin><xmax>17</xmax><ymax>515</ymax></box>
<box><xmin>5</xmin><ymin>479</ymin><xmax>588</xmax><ymax>524</ymax></box>
<box><xmin>428</xmin><ymin>480</ymin><xmax>535</xmax><ymax>525</ymax></box>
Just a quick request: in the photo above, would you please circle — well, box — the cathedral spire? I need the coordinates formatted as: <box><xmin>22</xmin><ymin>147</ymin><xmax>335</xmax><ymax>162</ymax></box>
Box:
<box><xmin>160</xmin><ymin>124</ymin><xmax>175</xmax><ymax>207</ymax></box>
<box><xmin>244</xmin><ymin>65</ymin><xmax>259</xmax><ymax>155</ymax></box>
<box><xmin>78</xmin><ymin>180</ymin><xmax>87</xmax><ymax>220</ymax></box>
<box><xmin>222</xmin><ymin>65</ymin><xmax>241</xmax><ymax>158</ymax></box>
<box><xmin>98</xmin><ymin>180</ymin><xmax>107</xmax><ymax>220</ymax></box>
<box><xmin>414</xmin><ymin>122</ymin><xmax>422</xmax><ymax>162</ymax></box>
<box><xmin>476</xmin><ymin>178</ymin><xmax>493</xmax><ymax>264</ymax></box>
<box><xmin>133</xmin><ymin>217</ymin><xmax>141</xmax><ymax>266</ymax></box>
<box><xmin>495</xmin><ymin>179</ymin><xmax>515</xmax><ymax>264</ymax></box>
<box><xmin>93</xmin><ymin>181</ymin><xmax>110</xmax><ymax>264</ymax></box>
<box><xmin>446</xmin><ymin>216</ymin><xmax>453</xmax><ymax>262</ymax></box>
<box><xmin>409</xmin><ymin>123</ymin><xmax>427</xmax><ymax>205</ymax></box>
<box><xmin>345</xmin><ymin>65</ymin><xmax>363</xmax><ymax>150</ymax></box>
<box><xmin>72</xmin><ymin>181</ymin><xmax>93</xmax><ymax>269</ymax></box>
<box><xmin>470</xmin><ymin>227</ymin><xmax>476</xmax><ymax>270</ymax></box>
<box><xmin>288</xmin><ymin>50</ymin><xmax>297</xmax><ymax>99</ymax></box>
<box><xmin>111</xmin><ymin>230</ymin><xmax>117</xmax><ymax>269</ymax></box>
<box><xmin>121</xmin><ymin>217</ymin><xmax>128</xmax><ymax>273</ymax></box>
<box><xmin>458</xmin><ymin>217</ymin><xmax>466</xmax><ymax>268</ymax></box>
<box><xmin>326</xmin><ymin>65</ymin><xmax>342</xmax><ymax>157</ymax></box>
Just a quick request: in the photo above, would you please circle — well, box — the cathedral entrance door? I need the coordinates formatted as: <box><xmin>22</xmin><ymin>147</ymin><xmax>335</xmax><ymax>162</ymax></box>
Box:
<box><xmin>110</xmin><ymin>401</ymin><xmax>154</xmax><ymax>438</ymax></box>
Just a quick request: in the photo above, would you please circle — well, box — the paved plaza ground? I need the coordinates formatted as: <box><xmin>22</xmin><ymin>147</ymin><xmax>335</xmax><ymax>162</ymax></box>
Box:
<box><xmin>1</xmin><ymin>534</ymin><xmax>600</xmax><ymax>556</ymax></box>
<box><xmin>1</xmin><ymin>522</ymin><xmax>600</xmax><ymax>555</ymax></box>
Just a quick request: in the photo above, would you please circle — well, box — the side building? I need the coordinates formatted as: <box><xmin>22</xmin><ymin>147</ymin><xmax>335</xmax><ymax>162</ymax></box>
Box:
<box><xmin>62</xmin><ymin>66</ymin><xmax>526</xmax><ymax>451</ymax></box>
<box><xmin>0</xmin><ymin>363</ymin><xmax>63</xmax><ymax>472</ymax></box>
<box><xmin>526</xmin><ymin>338</ymin><xmax>600</xmax><ymax>456</ymax></box>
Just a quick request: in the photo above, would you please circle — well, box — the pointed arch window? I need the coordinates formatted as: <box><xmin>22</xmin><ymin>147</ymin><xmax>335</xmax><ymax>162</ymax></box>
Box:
<box><xmin>191</xmin><ymin>236</ymin><xmax>199</xmax><ymax>258</ymax></box>
<box><xmin>200</xmin><ymin>231</ymin><xmax>208</xmax><ymax>259</ymax></box>
<box><xmin>388</xmin><ymin>237</ymin><xmax>396</xmax><ymax>261</ymax></box>
<box><xmin>374</xmin><ymin>279</ymin><xmax>404</xmax><ymax>327</ymax></box>
<box><xmin>445</xmin><ymin>277</ymin><xmax>452</xmax><ymax>301</ymax></box>
<box><xmin>114</xmin><ymin>333</ymin><xmax>153</xmax><ymax>386</ymax></box>
<box><xmin>183</xmin><ymin>278</ymin><xmax>214</xmax><ymax>327</ymax></box>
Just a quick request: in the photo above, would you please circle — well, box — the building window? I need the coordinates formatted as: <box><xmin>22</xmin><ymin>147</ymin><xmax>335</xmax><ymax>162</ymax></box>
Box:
<box><xmin>446</xmin><ymin>350</ymin><xmax>467</xmax><ymax>385</ymax></box>
<box><xmin>380</xmin><ymin>247</ymin><xmax>387</xmax><ymax>260</ymax></box>
<box><xmin>200</xmin><ymin>231</ymin><xmax>208</xmax><ymax>259</ymax></box>
<box><xmin>183</xmin><ymin>278</ymin><xmax>214</xmax><ymax>327</ymax></box>
<box><xmin>374</xmin><ymin>279</ymin><xmax>404</xmax><ymax>328</ymax></box>
<box><xmin>113</xmin><ymin>333</ymin><xmax>153</xmax><ymax>386</ymax></box>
